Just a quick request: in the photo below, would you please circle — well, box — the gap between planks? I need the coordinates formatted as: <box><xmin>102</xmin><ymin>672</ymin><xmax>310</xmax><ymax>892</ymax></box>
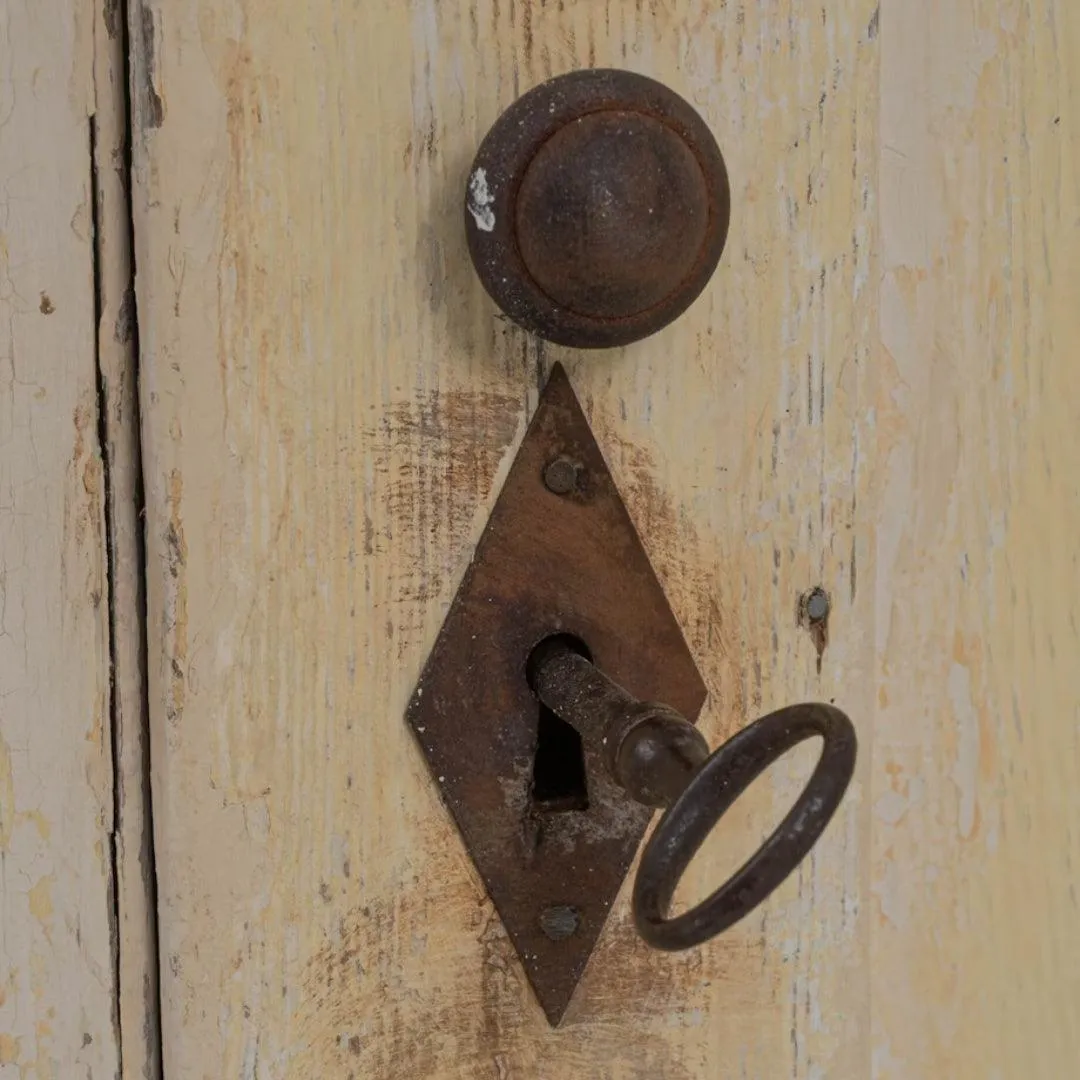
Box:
<box><xmin>93</xmin><ymin>0</ymin><xmax>163</xmax><ymax>1076</ymax></box>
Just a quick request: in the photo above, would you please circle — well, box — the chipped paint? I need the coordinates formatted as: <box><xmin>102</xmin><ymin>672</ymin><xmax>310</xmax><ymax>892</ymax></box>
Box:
<box><xmin>467</xmin><ymin>167</ymin><xmax>496</xmax><ymax>231</ymax></box>
<box><xmin>163</xmin><ymin>469</ymin><xmax>188</xmax><ymax>730</ymax></box>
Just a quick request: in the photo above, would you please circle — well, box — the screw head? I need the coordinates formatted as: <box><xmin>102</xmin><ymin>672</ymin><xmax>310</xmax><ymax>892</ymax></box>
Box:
<box><xmin>805</xmin><ymin>588</ymin><xmax>830</xmax><ymax>622</ymax></box>
<box><xmin>539</xmin><ymin>904</ymin><xmax>581</xmax><ymax>941</ymax></box>
<box><xmin>543</xmin><ymin>456</ymin><xmax>579</xmax><ymax>495</ymax></box>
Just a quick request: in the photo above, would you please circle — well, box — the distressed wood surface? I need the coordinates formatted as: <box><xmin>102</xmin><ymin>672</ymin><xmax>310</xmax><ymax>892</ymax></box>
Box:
<box><xmin>94</xmin><ymin>0</ymin><xmax>162</xmax><ymax>1075</ymax></box>
<box><xmin>128</xmin><ymin>0</ymin><xmax>1076</xmax><ymax>1077</ymax></box>
<box><xmin>0</xmin><ymin>2</ymin><xmax>121</xmax><ymax>1076</ymax></box>
<box><xmin>873</xmin><ymin>2</ymin><xmax>1080</xmax><ymax>1076</ymax></box>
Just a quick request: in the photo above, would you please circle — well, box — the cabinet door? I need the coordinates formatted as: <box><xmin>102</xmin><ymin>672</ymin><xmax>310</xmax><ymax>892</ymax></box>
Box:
<box><xmin>128</xmin><ymin>2</ymin><xmax>1078</xmax><ymax>1076</ymax></box>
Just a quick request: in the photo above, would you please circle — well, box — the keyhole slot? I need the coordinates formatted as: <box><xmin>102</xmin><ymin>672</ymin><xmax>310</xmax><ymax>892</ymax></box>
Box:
<box><xmin>527</xmin><ymin>635</ymin><xmax>592</xmax><ymax>814</ymax></box>
<box><xmin>532</xmin><ymin>707</ymin><xmax>588</xmax><ymax>812</ymax></box>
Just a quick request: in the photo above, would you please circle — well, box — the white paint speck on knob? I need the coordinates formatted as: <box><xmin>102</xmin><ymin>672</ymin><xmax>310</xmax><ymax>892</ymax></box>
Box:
<box><xmin>467</xmin><ymin>168</ymin><xmax>496</xmax><ymax>232</ymax></box>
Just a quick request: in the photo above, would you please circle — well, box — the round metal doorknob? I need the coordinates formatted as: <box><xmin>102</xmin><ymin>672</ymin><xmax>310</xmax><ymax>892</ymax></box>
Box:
<box><xmin>465</xmin><ymin>69</ymin><xmax>731</xmax><ymax>349</ymax></box>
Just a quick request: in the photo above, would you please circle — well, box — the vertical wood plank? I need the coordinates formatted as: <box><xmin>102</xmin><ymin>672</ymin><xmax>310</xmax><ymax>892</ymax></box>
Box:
<box><xmin>128</xmin><ymin>0</ymin><xmax>1080</xmax><ymax>1073</ymax></box>
<box><xmin>874</xmin><ymin>2</ymin><xmax>1080</xmax><ymax>1076</ymax></box>
<box><xmin>0</xmin><ymin>2</ymin><xmax>121</xmax><ymax>1076</ymax></box>
<box><xmin>131</xmin><ymin>1</ymin><xmax>877</xmax><ymax>1076</ymax></box>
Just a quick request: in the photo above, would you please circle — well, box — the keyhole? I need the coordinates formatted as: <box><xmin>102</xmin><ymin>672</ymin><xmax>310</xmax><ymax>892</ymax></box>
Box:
<box><xmin>527</xmin><ymin>635</ymin><xmax>592</xmax><ymax>813</ymax></box>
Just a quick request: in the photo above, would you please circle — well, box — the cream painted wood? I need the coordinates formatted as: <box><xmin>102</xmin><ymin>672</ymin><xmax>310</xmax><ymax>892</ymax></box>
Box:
<box><xmin>873</xmin><ymin>3</ymin><xmax>1080</xmax><ymax>1076</ymax></box>
<box><xmin>0</xmin><ymin>2</ymin><xmax>120</xmax><ymax>1076</ymax></box>
<box><xmin>129</xmin><ymin>0</ymin><xmax>1077</xmax><ymax>1076</ymax></box>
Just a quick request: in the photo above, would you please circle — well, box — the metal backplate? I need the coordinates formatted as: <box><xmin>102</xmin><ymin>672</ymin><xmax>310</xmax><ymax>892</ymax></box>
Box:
<box><xmin>407</xmin><ymin>365</ymin><xmax>706</xmax><ymax>1024</ymax></box>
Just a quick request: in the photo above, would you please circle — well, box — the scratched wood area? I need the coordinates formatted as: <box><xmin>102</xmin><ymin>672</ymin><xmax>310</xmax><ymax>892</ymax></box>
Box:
<box><xmin>0</xmin><ymin>2</ymin><xmax>121</xmax><ymax>1076</ymax></box>
<box><xmin>128</xmin><ymin>1</ymin><xmax>1076</xmax><ymax>1078</ymax></box>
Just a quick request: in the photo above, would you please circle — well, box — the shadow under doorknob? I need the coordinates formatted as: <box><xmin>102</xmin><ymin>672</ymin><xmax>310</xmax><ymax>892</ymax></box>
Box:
<box><xmin>464</xmin><ymin>69</ymin><xmax>731</xmax><ymax>349</ymax></box>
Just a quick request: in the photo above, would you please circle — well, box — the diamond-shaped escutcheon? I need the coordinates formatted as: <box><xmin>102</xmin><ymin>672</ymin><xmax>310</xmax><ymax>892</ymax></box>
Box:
<box><xmin>407</xmin><ymin>364</ymin><xmax>706</xmax><ymax>1024</ymax></box>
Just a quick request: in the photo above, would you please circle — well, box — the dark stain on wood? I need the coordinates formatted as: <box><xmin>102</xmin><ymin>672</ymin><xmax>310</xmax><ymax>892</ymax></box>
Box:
<box><xmin>115</xmin><ymin>286</ymin><xmax>135</xmax><ymax>343</ymax></box>
<box><xmin>850</xmin><ymin>538</ymin><xmax>858</xmax><ymax>603</ymax></box>
<box><xmin>103</xmin><ymin>0</ymin><xmax>120</xmax><ymax>38</ymax></box>
<box><xmin>366</xmin><ymin>388</ymin><xmax>522</xmax><ymax>656</ymax></box>
<box><xmin>137</xmin><ymin>3</ymin><xmax>164</xmax><ymax>128</ymax></box>
<box><xmin>39</xmin><ymin>292</ymin><xmax>55</xmax><ymax>314</ymax></box>
<box><xmin>164</xmin><ymin>521</ymin><xmax>185</xmax><ymax>578</ymax></box>
<box><xmin>521</xmin><ymin>0</ymin><xmax>533</xmax><ymax>65</ymax></box>
<box><xmin>296</xmin><ymin>884</ymin><xmax>469</xmax><ymax>1076</ymax></box>
<box><xmin>867</xmin><ymin>4</ymin><xmax>880</xmax><ymax>40</ymax></box>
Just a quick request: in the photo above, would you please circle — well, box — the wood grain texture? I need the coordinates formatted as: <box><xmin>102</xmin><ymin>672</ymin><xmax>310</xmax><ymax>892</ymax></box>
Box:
<box><xmin>0</xmin><ymin>2</ymin><xmax>120</xmax><ymax>1076</ymax></box>
<box><xmin>873</xmin><ymin>2</ymin><xmax>1080</xmax><ymax>1076</ymax></box>
<box><xmin>129</xmin><ymin>0</ymin><xmax>1076</xmax><ymax>1077</ymax></box>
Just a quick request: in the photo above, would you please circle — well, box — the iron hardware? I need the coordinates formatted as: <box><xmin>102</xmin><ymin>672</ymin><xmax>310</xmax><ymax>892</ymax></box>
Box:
<box><xmin>530</xmin><ymin>640</ymin><xmax>857</xmax><ymax>951</ymax></box>
<box><xmin>408</xmin><ymin>365</ymin><xmax>859</xmax><ymax>1022</ymax></box>
<box><xmin>465</xmin><ymin>68</ymin><xmax>731</xmax><ymax>348</ymax></box>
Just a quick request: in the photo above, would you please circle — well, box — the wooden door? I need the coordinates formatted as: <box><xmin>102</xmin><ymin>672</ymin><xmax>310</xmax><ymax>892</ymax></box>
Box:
<box><xmin>5</xmin><ymin>1</ymin><xmax>1076</xmax><ymax>1078</ymax></box>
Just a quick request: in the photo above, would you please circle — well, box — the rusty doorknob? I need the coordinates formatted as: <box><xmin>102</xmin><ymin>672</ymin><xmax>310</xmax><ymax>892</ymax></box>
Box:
<box><xmin>465</xmin><ymin>69</ymin><xmax>731</xmax><ymax>349</ymax></box>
